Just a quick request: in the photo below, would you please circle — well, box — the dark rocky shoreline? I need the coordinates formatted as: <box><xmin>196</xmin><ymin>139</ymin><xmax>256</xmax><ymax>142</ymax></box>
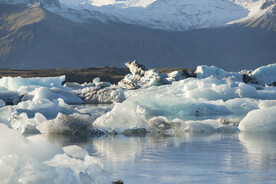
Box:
<box><xmin>0</xmin><ymin>67</ymin><xmax>189</xmax><ymax>84</ymax></box>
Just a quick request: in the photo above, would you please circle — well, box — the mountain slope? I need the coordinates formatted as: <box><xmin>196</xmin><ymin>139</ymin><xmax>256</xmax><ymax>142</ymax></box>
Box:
<box><xmin>0</xmin><ymin>2</ymin><xmax>275</xmax><ymax>71</ymax></box>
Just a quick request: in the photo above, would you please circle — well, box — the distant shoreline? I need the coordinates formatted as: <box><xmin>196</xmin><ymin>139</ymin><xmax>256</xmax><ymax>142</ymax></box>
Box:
<box><xmin>0</xmin><ymin>67</ymin><xmax>190</xmax><ymax>84</ymax></box>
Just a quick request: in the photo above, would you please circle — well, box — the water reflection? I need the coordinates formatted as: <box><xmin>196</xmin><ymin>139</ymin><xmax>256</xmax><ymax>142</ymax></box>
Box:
<box><xmin>239</xmin><ymin>132</ymin><xmax>276</xmax><ymax>170</ymax></box>
<box><xmin>40</xmin><ymin>132</ymin><xmax>276</xmax><ymax>184</ymax></box>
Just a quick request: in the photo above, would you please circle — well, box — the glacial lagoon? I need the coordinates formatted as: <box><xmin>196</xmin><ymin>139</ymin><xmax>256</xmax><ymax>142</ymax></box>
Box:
<box><xmin>1</xmin><ymin>62</ymin><xmax>276</xmax><ymax>183</ymax></box>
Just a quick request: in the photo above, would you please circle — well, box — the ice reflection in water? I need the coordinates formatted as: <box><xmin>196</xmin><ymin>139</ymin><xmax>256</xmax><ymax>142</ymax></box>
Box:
<box><xmin>43</xmin><ymin>132</ymin><xmax>276</xmax><ymax>184</ymax></box>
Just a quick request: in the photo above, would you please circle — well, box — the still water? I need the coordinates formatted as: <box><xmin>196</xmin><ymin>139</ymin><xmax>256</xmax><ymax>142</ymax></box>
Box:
<box><xmin>43</xmin><ymin>132</ymin><xmax>276</xmax><ymax>184</ymax></box>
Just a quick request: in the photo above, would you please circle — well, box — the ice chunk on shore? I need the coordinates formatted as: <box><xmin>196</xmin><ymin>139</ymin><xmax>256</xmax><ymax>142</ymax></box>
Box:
<box><xmin>238</xmin><ymin>107</ymin><xmax>276</xmax><ymax>132</ymax></box>
<box><xmin>250</xmin><ymin>63</ymin><xmax>276</xmax><ymax>85</ymax></box>
<box><xmin>0</xmin><ymin>76</ymin><xmax>65</xmax><ymax>91</ymax></box>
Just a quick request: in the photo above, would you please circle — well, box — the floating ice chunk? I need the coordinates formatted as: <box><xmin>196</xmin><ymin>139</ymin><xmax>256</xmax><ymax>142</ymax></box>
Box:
<box><xmin>0</xmin><ymin>99</ymin><xmax>5</xmax><ymax>107</ymax></box>
<box><xmin>196</xmin><ymin>65</ymin><xmax>243</xmax><ymax>81</ymax></box>
<box><xmin>79</xmin><ymin>85</ymin><xmax>125</xmax><ymax>104</ymax></box>
<box><xmin>224</xmin><ymin>98</ymin><xmax>259</xmax><ymax>115</ymax></box>
<box><xmin>0</xmin><ymin>124</ymin><xmax>63</xmax><ymax>160</ymax></box>
<box><xmin>16</xmin><ymin>98</ymin><xmax>76</xmax><ymax>119</ymax></box>
<box><xmin>259</xmin><ymin>100</ymin><xmax>276</xmax><ymax>109</ymax></box>
<box><xmin>0</xmin><ymin>76</ymin><xmax>65</xmax><ymax>91</ymax></box>
<box><xmin>0</xmin><ymin>155</ymin><xmax>78</xmax><ymax>184</ymax></box>
<box><xmin>154</xmin><ymin>117</ymin><xmax>238</xmax><ymax>134</ymax></box>
<box><xmin>93</xmin><ymin>103</ymin><xmax>148</xmax><ymax>133</ymax></box>
<box><xmin>63</xmin><ymin>145</ymin><xmax>89</xmax><ymax>160</ymax></box>
<box><xmin>238</xmin><ymin>107</ymin><xmax>276</xmax><ymax>132</ymax></box>
<box><xmin>250</xmin><ymin>63</ymin><xmax>276</xmax><ymax>85</ymax></box>
<box><xmin>37</xmin><ymin>113</ymin><xmax>93</xmax><ymax>135</ymax></box>
<box><xmin>45</xmin><ymin>154</ymin><xmax>109</xmax><ymax>184</ymax></box>
<box><xmin>22</xmin><ymin>87</ymin><xmax>83</xmax><ymax>104</ymax></box>
<box><xmin>148</xmin><ymin>116</ymin><xmax>172</xmax><ymax>132</ymax></box>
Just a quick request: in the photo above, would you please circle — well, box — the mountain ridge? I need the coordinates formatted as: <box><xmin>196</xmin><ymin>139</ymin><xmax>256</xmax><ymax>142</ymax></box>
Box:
<box><xmin>0</xmin><ymin>1</ymin><xmax>275</xmax><ymax>70</ymax></box>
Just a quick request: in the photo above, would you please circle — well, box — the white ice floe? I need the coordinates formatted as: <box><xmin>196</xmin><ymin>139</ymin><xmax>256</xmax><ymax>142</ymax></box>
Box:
<box><xmin>238</xmin><ymin>107</ymin><xmax>276</xmax><ymax>132</ymax></box>
<box><xmin>0</xmin><ymin>124</ymin><xmax>109</xmax><ymax>184</ymax></box>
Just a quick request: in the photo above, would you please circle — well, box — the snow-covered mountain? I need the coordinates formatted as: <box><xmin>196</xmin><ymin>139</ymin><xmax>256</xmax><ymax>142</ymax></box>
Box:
<box><xmin>51</xmin><ymin>0</ymin><xmax>274</xmax><ymax>30</ymax></box>
<box><xmin>0</xmin><ymin>0</ymin><xmax>275</xmax><ymax>70</ymax></box>
<box><xmin>1</xmin><ymin>0</ymin><xmax>274</xmax><ymax>30</ymax></box>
